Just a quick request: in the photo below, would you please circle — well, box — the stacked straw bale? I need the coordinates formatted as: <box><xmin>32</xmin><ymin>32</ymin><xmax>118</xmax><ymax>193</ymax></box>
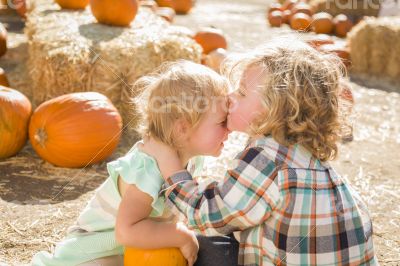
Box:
<box><xmin>348</xmin><ymin>17</ymin><xmax>400</xmax><ymax>88</ymax></box>
<box><xmin>309</xmin><ymin>0</ymin><xmax>380</xmax><ymax>19</ymax></box>
<box><xmin>25</xmin><ymin>0</ymin><xmax>201</xmax><ymax>137</ymax></box>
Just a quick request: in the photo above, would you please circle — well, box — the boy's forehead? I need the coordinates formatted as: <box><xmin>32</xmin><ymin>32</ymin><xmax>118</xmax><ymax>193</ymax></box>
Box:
<box><xmin>242</xmin><ymin>65</ymin><xmax>266</xmax><ymax>90</ymax></box>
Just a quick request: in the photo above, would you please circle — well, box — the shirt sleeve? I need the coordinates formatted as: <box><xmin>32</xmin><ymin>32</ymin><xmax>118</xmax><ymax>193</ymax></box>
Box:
<box><xmin>163</xmin><ymin>147</ymin><xmax>282</xmax><ymax>236</ymax></box>
<box><xmin>107</xmin><ymin>150</ymin><xmax>164</xmax><ymax>216</ymax></box>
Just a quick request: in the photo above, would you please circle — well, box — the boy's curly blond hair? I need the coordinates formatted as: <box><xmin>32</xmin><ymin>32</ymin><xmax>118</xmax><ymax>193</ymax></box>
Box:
<box><xmin>224</xmin><ymin>37</ymin><xmax>346</xmax><ymax>161</ymax></box>
<box><xmin>132</xmin><ymin>60</ymin><xmax>228</xmax><ymax>147</ymax></box>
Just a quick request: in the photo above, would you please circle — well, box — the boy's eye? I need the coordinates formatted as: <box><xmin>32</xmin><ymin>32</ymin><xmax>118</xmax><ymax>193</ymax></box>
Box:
<box><xmin>238</xmin><ymin>89</ymin><xmax>245</xmax><ymax>96</ymax></box>
<box><xmin>219</xmin><ymin>119</ymin><xmax>227</xmax><ymax>126</ymax></box>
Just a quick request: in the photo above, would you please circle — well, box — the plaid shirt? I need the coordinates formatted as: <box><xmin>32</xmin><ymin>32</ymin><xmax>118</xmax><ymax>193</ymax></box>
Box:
<box><xmin>164</xmin><ymin>136</ymin><xmax>377</xmax><ymax>266</ymax></box>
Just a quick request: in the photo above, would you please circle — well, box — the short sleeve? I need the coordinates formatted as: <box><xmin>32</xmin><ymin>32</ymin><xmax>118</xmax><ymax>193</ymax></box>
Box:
<box><xmin>106</xmin><ymin>148</ymin><xmax>164</xmax><ymax>216</ymax></box>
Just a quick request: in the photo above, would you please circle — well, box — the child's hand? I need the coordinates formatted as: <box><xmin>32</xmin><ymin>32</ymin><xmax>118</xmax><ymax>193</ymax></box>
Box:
<box><xmin>141</xmin><ymin>137</ymin><xmax>183</xmax><ymax>178</ymax></box>
<box><xmin>177</xmin><ymin>222</ymin><xmax>199</xmax><ymax>266</ymax></box>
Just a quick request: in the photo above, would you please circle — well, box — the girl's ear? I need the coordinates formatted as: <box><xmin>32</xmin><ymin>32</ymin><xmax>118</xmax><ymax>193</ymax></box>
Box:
<box><xmin>173</xmin><ymin>118</ymin><xmax>191</xmax><ymax>141</ymax></box>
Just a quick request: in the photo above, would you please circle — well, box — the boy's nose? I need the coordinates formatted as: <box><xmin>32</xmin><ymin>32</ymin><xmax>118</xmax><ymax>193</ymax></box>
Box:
<box><xmin>227</xmin><ymin>93</ymin><xmax>237</xmax><ymax>112</ymax></box>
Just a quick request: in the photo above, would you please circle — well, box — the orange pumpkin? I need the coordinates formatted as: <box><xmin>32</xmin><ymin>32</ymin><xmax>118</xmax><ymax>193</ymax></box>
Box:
<box><xmin>11</xmin><ymin>0</ymin><xmax>26</xmax><ymax>18</ymax></box>
<box><xmin>203</xmin><ymin>48</ymin><xmax>227</xmax><ymax>73</ymax></box>
<box><xmin>290</xmin><ymin>3</ymin><xmax>313</xmax><ymax>17</ymax></box>
<box><xmin>193</xmin><ymin>27</ymin><xmax>227</xmax><ymax>54</ymax></box>
<box><xmin>55</xmin><ymin>0</ymin><xmax>89</xmax><ymax>9</ymax></box>
<box><xmin>155</xmin><ymin>7</ymin><xmax>175</xmax><ymax>22</ymax></box>
<box><xmin>311</xmin><ymin>12</ymin><xmax>333</xmax><ymax>34</ymax></box>
<box><xmin>268</xmin><ymin>10</ymin><xmax>283</xmax><ymax>27</ymax></box>
<box><xmin>306</xmin><ymin>34</ymin><xmax>334</xmax><ymax>49</ymax></box>
<box><xmin>28</xmin><ymin>92</ymin><xmax>122</xmax><ymax>168</ymax></box>
<box><xmin>282</xmin><ymin>9</ymin><xmax>292</xmax><ymax>24</ymax></box>
<box><xmin>0</xmin><ymin>86</ymin><xmax>31</xmax><ymax>159</ymax></box>
<box><xmin>282</xmin><ymin>0</ymin><xmax>298</xmax><ymax>11</ymax></box>
<box><xmin>333</xmin><ymin>14</ymin><xmax>353</xmax><ymax>37</ymax></box>
<box><xmin>139</xmin><ymin>0</ymin><xmax>158</xmax><ymax>11</ymax></box>
<box><xmin>290</xmin><ymin>13</ymin><xmax>311</xmax><ymax>31</ymax></box>
<box><xmin>319</xmin><ymin>42</ymin><xmax>351</xmax><ymax>67</ymax></box>
<box><xmin>124</xmin><ymin>247</ymin><xmax>186</xmax><ymax>266</ymax></box>
<box><xmin>0</xmin><ymin>23</ymin><xmax>7</xmax><ymax>58</ymax></box>
<box><xmin>90</xmin><ymin>0</ymin><xmax>138</xmax><ymax>27</ymax></box>
<box><xmin>339</xmin><ymin>80</ymin><xmax>354</xmax><ymax>103</ymax></box>
<box><xmin>156</xmin><ymin>0</ymin><xmax>193</xmax><ymax>14</ymax></box>
<box><xmin>0</xmin><ymin>67</ymin><xmax>9</xmax><ymax>87</ymax></box>
<box><xmin>268</xmin><ymin>2</ymin><xmax>282</xmax><ymax>14</ymax></box>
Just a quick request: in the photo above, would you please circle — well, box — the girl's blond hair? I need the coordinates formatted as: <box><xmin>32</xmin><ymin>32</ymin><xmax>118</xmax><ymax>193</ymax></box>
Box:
<box><xmin>133</xmin><ymin>60</ymin><xmax>228</xmax><ymax>147</ymax></box>
<box><xmin>224</xmin><ymin>37</ymin><xmax>346</xmax><ymax>161</ymax></box>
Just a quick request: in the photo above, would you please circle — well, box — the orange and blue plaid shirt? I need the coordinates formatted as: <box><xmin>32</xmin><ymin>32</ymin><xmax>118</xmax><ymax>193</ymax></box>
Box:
<box><xmin>163</xmin><ymin>136</ymin><xmax>377</xmax><ymax>266</ymax></box>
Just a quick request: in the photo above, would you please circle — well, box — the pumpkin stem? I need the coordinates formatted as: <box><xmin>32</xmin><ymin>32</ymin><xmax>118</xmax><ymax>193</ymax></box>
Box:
<box><xmin>34</xmin><ymin>128</ymin><xmax>48</xmax><ymax>148</ymax></box>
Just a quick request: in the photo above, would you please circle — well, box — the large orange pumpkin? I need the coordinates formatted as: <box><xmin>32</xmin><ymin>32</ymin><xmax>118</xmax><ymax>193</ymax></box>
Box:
<box><xmin>0</xmin><ymin>22</ymin><xmax>7</xmax><ymax>58</ymax></box>
<box><xmin>28</xmin><ymin>92</ymin><xmax>122</xmax><ymax>168</ymax></box>
<box><xmin>156</xmin><ymin>0</ymin><xmax>193</xmax><ymax>14</ymax></box>
<box><xmin>0</xmin><ymin>86</ymin><xmax>32</xmax><ymax>159</ymax></box>
<box><xmin>290</xmin><ymin>13</ymin><xmax>311</xmax><ymax>31</ymax></box>
<box><xmin>333</xmin><ymin>14</ymin><xmax>353</xmax><ymax>37</ymax></box>
<box><xmin>55</xmin><ymin>0</ymin><xmax>89</xmax><ymax>9</ymax></box>
<box><xmin>193</xmin><ymin>27</ymin><xmax>227</xmax><ymax>54</ymax></box>
<box><xmin>311</xmin><ymin>12</ymin><xmax>333</xmax><ymax>34</ymax></box>
<box><xmin>124</xmin><ymin>247</ymin><xmax>186</xmax><ymax>266</ymax></box>
<box><xmin>90</xmin><ymin>0</ymin><xmax>138</xmax><ymax>27</ymax></box>
<box><xmin>0</xmin><ymin>67</ymin><xmax>9</xmax><ymax>87</ymax></box>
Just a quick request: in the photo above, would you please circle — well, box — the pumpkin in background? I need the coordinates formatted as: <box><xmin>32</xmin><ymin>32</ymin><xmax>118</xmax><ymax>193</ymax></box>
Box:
<box><xmin>268</xmin><ymin>10</ymin><xmax>283</xmax><ymax>27</ymax></box>
<box><xmin>0</xmin><ymin>67</ymin><xmax>9</xmax><ymax>87</ymax></box>
<box><xmin>0</xmin><ymin>86</ymin><xmax>31</xmax><ymax>159</ymax></box>
<box><xmin>282</xmin><ymin>0</ymin><xmax>298</xmax><ymax>11</ymax></box>
<box><xmin>156</xmin><ymin>0</ymin><xmax>193</xmax><ymax>14</ymax></box>
<box><xmin>282</xmin><ymin>9</ymin><xmax>292</xmax><ymax>24</ymax></box>
<box><xmin>28</xmin><ymin>92</ymin><xmax>122</xmax><ymax>168</ymax></box>
<box><xmin>139</xmin><ymin>0</ymin><xmax>158</xmax><ymax>11</ymax></box>
<box><xmin>267</xmin><ymin>2</ymin><xmax>282</xmax><ymax>14</ymax></box>
<box><xmin>306</xmin><ymin>34</ymin><xmax>334</xmax><ymax>49</ymax></box>
<box><xmin>55</xmin><ymin>0</ymin><xmax>89</xmax><ymax>9</ymax></box>
<box><xmin>290</xmin><ymin>3</ymin><xmax>313</xmax><ymax>17</ymax></box>
<box><xmin>0</xmin><ymin>22</ymin><xmax>7</xmax><ymax>58</ymax></box>
<box><xmin>319</xmin><ymin>42</ymin><xmax>351</xmax><ymax>67</ymax></box>
<box><xmin>90</xmin><ymin>0</ymin><xmax>138</xmax><ymax>27</ymax></box>
<box><xmin>11</xmin><ymin>0</ymin><xmax>26</xmax><ymax>18</ymax></box>
<box><xmin>193</xmin><ymin>27</ymin><xmax>227</xmax><ymax>54</ymax></box>
<box><xmin>290</xmin><ymin>13</ymin><xmax>311</xmax><ymax>31</ymax></box>
<box><xmin>124</xmin><ymin>247</ymin><xmax>186</xmax><ymax>266</ymax></box>
<box><xmin>311</xmin><ymin>12</ymin><xmax>333</xmax><ymax>34</ymax></box>
<box><xmin>333</xmin><ymin>14</ymin><xmax>353</xmax><ymax>37</ymax></box>
<box><xmin>155</xmin><ymin>6</ymin><xmax>176</xmax><ymax>23</ymax></box>
<box><xmin>203</xmin><ymin>48</ymin><xmax>228</xmax><ymax>73</ymax></box>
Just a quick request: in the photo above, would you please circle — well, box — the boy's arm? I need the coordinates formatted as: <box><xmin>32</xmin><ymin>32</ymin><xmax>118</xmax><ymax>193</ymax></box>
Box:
<box><xmin>162</xmin><ymin>147</ymin><xmax>281</xmax><ymax>236</ymax></box>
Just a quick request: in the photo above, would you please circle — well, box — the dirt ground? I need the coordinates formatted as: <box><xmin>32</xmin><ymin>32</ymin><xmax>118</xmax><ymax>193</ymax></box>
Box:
<box><xmin>1</xmin><ymin>0</ymin><xmax>400</xmax><ymax>265</ymax></box>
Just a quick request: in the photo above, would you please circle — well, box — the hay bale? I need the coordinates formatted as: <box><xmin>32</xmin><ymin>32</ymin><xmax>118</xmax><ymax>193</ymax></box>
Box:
<box><xmin>348</xmin><ymin>17</ymin><xmax>400</xmax><ymax>89</ymax></box>
<box><xmin>25</xmin><ymin>0</ymin><xmax>201</xmax><ymax>137</ymax></box>
<box><xmin>309</xmin><ymin>0</ymin><xmax>381</xmax><ymax>19</ymax></box>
